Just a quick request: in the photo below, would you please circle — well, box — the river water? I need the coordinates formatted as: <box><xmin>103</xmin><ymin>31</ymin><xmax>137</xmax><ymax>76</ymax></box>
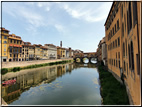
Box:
<box><xmin>2</xmin><ymin>62</ymin><xmax>101</xmax><ymax>105</ymax></box>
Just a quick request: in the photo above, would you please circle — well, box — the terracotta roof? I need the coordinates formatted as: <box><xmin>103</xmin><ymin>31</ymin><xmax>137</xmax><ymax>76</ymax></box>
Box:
<box><xmin>40</xmin><ymin>46</ymin><xmax>48</xmax><ymax>49</ymax></box>
<box><xmin>44</xmin><ymin>44</ymin><xmax>56</xmax><ymax>47</ymax></box>
<box><xmin>33</xmin><ymin>44</ymin><xmax>42</xmax><ymax>47</ymax></box>
<box><xmin>0</xmin><ymin>27</ymin><xmax>10</xmax><ymax>32</ymax></box>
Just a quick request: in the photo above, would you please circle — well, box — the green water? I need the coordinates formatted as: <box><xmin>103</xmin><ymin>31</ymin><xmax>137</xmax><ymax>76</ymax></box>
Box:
<box><xmin>2</xmin><ymin>62</ymin><xmax>101</xmax><ymax>105</ymax></box>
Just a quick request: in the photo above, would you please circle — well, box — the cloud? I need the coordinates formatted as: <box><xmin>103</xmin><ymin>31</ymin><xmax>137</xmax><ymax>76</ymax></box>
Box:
<box><xmin>61</xmin><ymin>2</ymin><xmax>112</xmax><ymax>22</ymax></box>
<box><xmin>54</xmin><ymin>24</ymin><xmax>65</xmax><ymax>33</ymax></box>
<box><xmin>36</xmin><ymin>2</ymin><xmax>51</xmax><ymax>11</ymax></box>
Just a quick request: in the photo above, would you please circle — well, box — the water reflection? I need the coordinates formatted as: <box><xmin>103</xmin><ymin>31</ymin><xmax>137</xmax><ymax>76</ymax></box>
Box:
<box><xmin>2</xmin><ymin>62</ymin><xmax>101</xmax><ymax>105</ymax></box>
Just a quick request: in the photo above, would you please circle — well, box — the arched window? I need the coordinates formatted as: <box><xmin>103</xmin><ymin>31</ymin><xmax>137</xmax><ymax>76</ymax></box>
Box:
<box><xmin>131</xmin><ymin>41</ymin><xmax>134</xmax><ymax>70</ymax></box>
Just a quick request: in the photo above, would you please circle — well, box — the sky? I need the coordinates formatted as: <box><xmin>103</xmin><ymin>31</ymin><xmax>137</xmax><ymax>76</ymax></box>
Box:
<box><xmin>2</xmin><ymin>1</ymin><xmax>112</xmax><ymax>52</ymax></box>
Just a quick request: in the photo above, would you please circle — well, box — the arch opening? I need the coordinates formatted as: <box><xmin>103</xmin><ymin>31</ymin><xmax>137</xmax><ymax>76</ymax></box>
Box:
<box><xmin>90</xmin><ymin>58</ymin><xmax>97</xmax><ymax>64</ymax></box>
<box><xmin>83</xmin><ymin>57</ymin><xmax>89</xmax><ymax>63</ymax></box>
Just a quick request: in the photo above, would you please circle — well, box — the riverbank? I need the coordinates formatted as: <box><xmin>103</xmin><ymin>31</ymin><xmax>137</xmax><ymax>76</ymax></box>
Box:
<box><xmin>98</xmin><ymin>65</ymin><xmax>129</xmax><ymax>105</ymax></box>
<box><xmin>1</xmin><ymin>58</ymin><xmax>73</xmax><ymax>75</ymax></box>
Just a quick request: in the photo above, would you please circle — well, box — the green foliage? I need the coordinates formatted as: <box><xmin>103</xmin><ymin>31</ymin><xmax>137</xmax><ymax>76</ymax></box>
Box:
<box><xmin>1</xmin><ymin>68</ymin><xmax>8</xmax><ymax>74</ymax></box>
<box><xmin>1</xmin><ymin>59</ymin><xmax>73</xmax><ymax>75</ymax></box>
<box><xmin>98</xmin><ymin>65</ymin><xmax>129</xmax><ymax>105</ymax></box>
<box><xmin>12</xmin><ymin>67</ymin><xmax>21</xmax><ymax>72</ymax></box>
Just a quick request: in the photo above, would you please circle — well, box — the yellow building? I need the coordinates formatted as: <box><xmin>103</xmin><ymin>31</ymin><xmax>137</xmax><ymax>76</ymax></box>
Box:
<box><xmin>33</xmin><ymin>44</ymin><xmax>42</xmax><ymax>60</ymax></box>
<box><xmin>8</xmin><ymin>34</ymin><xmax>22</xmax><ymax>62</ymax></box>
<box><xmin>40</xmin><ymin>46</ymin><xmax>48</xmax><ymax>60</ymax></box>
<box><xmin>57</xmin><ymin>46</ymin><xmax>65</xmax><ymax>59</ymax></box>
<box><xmin>0</xmin><ymin>28</ymin><xmax>9</xmax><ymax>62</ymax></box>
<box><xmin>105</xmin><ymin>1</ymin><xmax>141</xmax><ymax>105</ymax></box>
<box><xmin>29</xmin><ymin>44</ymin><xmax>35</xmax><ymax>61</ymax></box>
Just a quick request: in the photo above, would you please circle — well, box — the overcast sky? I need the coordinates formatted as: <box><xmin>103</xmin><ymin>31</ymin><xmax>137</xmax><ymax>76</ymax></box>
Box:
<box><xmin>2</xmin><ymin>1</ymin><xmax>112</xmax><ymax>52</ymax></box>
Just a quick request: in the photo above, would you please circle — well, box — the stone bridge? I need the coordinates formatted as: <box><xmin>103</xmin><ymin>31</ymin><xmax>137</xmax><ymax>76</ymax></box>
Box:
<box><xmin>73</xmin><ymin>52</ymin><xmax>97</xmax><ymax>64</ymax></box>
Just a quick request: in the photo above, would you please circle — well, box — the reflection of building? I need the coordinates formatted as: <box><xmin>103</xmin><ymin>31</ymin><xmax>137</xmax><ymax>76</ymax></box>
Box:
<box><xmin>2</xmin><ymin>84</ymin><xmax>21</xmax><ymax>104</ymax></box>
<box><xmin>44</xmin><ymin>44</ymin><xmax>57</xmax><ymax>59</ymax></box>
<box><xmin>104</xmin><ymin>2</ymin><xmax>140</xmax><ymax>105</ymax></box>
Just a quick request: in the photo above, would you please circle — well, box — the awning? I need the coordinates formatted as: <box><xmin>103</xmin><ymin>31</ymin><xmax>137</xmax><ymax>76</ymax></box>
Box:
<box><xmin>9</xmin><ymin>44</ymin><xmax>13</xmax><ymax>47</ymax></box>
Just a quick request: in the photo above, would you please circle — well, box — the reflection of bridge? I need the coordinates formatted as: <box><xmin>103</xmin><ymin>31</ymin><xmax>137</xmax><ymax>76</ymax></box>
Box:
<box><xmin>74</xmin><ymin>52</ymin><xmax>97</xmax><ymax>63</ymax></box>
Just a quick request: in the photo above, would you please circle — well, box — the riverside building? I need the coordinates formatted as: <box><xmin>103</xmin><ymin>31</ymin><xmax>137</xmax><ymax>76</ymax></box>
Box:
<box><xmin>104</xmin><ymin>1</ymin><xmax>141</xmax><ymax>105</ymax></box>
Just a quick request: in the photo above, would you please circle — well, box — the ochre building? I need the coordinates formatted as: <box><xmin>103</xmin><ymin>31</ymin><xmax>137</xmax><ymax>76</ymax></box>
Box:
<box><xmin>104</xmin><ymin>1</ymin><xmax>141</xmax><ymax>105</ymax></box>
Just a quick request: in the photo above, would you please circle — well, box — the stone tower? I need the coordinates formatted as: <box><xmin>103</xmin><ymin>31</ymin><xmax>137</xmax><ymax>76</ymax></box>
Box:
<box><xmin>60</xmin><ymin>41</ymin><xmax>62</xmax><ymax>47</ymax></box>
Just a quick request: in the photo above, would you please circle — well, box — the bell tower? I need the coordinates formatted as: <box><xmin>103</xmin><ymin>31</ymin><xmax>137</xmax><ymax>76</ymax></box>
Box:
<box><xmin>60</xmin><ymin>41</ymin><xmax>62</xmax><ymax>47</ymax></box>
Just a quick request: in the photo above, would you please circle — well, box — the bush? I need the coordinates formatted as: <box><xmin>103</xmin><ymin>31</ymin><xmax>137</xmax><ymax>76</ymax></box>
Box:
<box><xmin>12</xmin><ymin>67</ymin><xmax>21</xmax><ymax>72</ymax></box>
<box><xmin>1</xmin><ymin>68</ymin><xmax>8</xmax><ymax>74</ymax></box>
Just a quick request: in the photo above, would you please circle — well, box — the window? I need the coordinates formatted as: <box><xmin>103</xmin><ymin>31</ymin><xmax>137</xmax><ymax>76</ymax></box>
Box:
<box><xmin>10</xmin><ymin>54</ymin><xmax>12</xmax><ymax>57</ymax></box>
<box><xmin>113</xmin><ymin>27</ymin><xmax>114</xmax><ymax>35</ymax></box>
<box><xmin>128</xmin><ymin>44</ymin><xmax>131</xmax><ymax>68</ymax></box>
<box><xmin>118</xmin><ymin>37</ymin><xmax>120</xmax><ymax>46</ymax></box>
<box><xmin>4</xmin><ymin>53</ymin><xmax>6</xmax><ymax>55</ymax></box>
<box><xmin>124</xmin><ymin>61</ymin><xmax>126</xmax><ymax>72</ymax></box>
<box><xmin>4</xmin><ymin>41</ymin><xmax>7</xmax><ymax>43</ymax></box>
<box><xmin>125</xmin><ymin>40</ymin><xmax>127</xmax><ymax>57</ymax></box>
<box><xmin>4</xmin><ymin>45</ymin><xmax>6</xmax><ymax>47</ymax></box>
<box><xmin>133</xmin><ymin>2</ymin><xmax>138</xmax><ymax>26</ymax></box>
<box><xmin>118</xmin><ymin>52</ymin><xmax>120</xmax><ymax>68</ymax></box>
<box><xmin>131</xmin><ymin>41</ymin><xmax>134</xmax><ymax>70</ymax></box>
<box><xmin>127</xmin><ymin>2</ymin><xmax>132</xmax><ymax>34</ymax></box>
<box><xmin>113</xmin><ymin>41</ymin><xmax>114</xmax><ymax>48</ymax></box>
<box><xmin>123</xmin><ymin>43</ymin><xmax>125</xmax><ymax>57</ymax></box>
<box><xmin>122</xmin><ymin>22</ymin><xmax>124</xmax><ymax>37</ymax></box>
<box><xmin>10</xmin><ymin>47</ymin><xmax>12</xmax><ymax>52</ymax></box>
<box><xmin>14</xmin><ymin>40</ymin><xmax>16</xmax><ymax>43</ymax></box>
<box><xmin>124</xmin><ymin>14</ymin><xmax>126</xmax><ymax>32</ymax></box>
<box><xmin>17</xmin><ymin>41</ymin><xmax>19</xmax><ymax>44</ymax></box>
<box><xmin>114</xmin><ymin>59</ymin><xmax>115</xmax><ymax>66</ymax></box>
<box><xmin>115</xmin><ymin>24</ymin><xmax>116</xmax><ymax>32</ymax></box>
<box><xmin>4</xmin><ymin>49</ymin><xmax>6</xmax><ymax>52</ymax></box>
<box><xmin>10</xmin><ymin>39</ymin><xmax>12</xmax><ymax>43</ymax></box>
<box><xmin>115</xmin><ymin>40</ymin><xmax>117</xmax><ymax>47</ymax></box>
<box><xmin>117</xmin><ymin>20</ymin><xmax>119</xmax><ymax>30</ymax></box>
<box><xmin>4</xmin><ymin>36</ymin><xmax>7</xmax><ymax>39</ymax></box>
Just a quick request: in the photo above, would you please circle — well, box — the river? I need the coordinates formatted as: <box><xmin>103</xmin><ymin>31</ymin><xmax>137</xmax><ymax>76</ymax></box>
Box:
<box><xmin>1</xmin><ymin>61</ymin><xmax>101</xmax><ymax>105</ymax></box>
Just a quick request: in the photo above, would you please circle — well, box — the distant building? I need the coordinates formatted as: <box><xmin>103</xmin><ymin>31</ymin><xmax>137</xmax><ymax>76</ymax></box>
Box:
<box><xmin>101</xmin><ymin>37</ymin><xmax>107</xmax><ymax>65</ymax></box>
<box><xmin>44</xmin><ymin>44</ymin><xmax>57</xmax><ymax>59</ymax></box>
<box><xmin>22</xmin><ymin>42</ymin><xmax>31</xmax><ymax>61</ymax></box>
<box><xmin>8</xmin><ymin>34</ymin><xmax>23</xmax><ymax>62</ymax></box>
<box><xmin>40</xmin><ymin>46</ymin><xmax>48</xmax><ymax>60</ymax></box>
<box><xmin>33</xmin><ymin>44</ymin><xmax>42</xmax><ymax>60</ymax></box>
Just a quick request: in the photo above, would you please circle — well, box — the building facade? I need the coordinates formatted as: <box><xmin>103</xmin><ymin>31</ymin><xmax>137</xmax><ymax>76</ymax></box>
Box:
<box><xmin>105</xmin><ymin>1</ymin><xmax>141</xmax><ymax>105</ymax></box>
<box><xmin>101</xmin><ymin>37</ymin><xmax>107</xmax><ymax>65</ymax></box>
<box><xmin>57</xmin><ymin>46</ymin><xmax>66</xmax><ymax>59</ymax></box>
<box><xmin>0</xmin><ymin>28</ymin><xmax>9</xmax><ymax>62</ymax></box>
<box><xmin>8</xmin><ymin>34</ymin><xmax>22</xmax><ymax>62</ymax></box>
<box><xmin>34</xmin><ymin>44</ymin><xmax>41</xmax><ymax>60</ymax></box>
<box><xmin>40</xmin><ymin>46</ymin><xmax>48</xmax><ymax>60</ymax></box>
<box><xmin>22</xmin><ymin>42</ymin><xmax>30</xmax><ymax>61</ymax></box>
<box><xmin>44</xmin><ymin>44</ymin><xmax>57</xmax><ymax>59</ymax></box>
